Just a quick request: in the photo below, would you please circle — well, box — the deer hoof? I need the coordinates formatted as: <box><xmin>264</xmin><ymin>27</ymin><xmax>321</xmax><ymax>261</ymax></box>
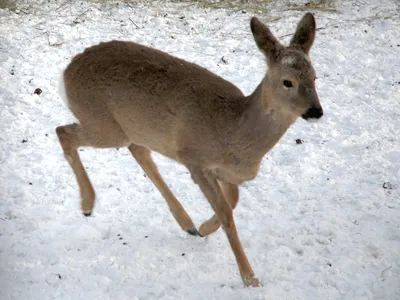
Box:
<box><xmin>187</xmin><ymin>228</ymin><xmax>200</xmax><ymax>236</ymax></box>
<box><xmin>83</xmin><ymin>211</ymin><xmax>92</xmax><ymax>217</ymax></box>
<box><xmin>244</xmin><ymin>277</ymin><xmax>262</xmax><ymax>288</ymax></box>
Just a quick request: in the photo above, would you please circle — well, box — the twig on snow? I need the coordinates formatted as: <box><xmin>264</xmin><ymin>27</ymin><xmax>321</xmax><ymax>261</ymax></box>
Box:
<box><xmin>129</xmin><ymin>18</ymin><xmax>140</xmax><ymax>29</ymax></box>
<box><xmin>380</xmin><ymin>265</ymin><xmax>392</xmax><ymax>281</ymax></box>
<box><xmin>55</xmin><ymin>0</ymin><xmax>72</xmax><ymax>12</ymax></box>
<box><xmin>77</xmin><ymin>8</ymin><xmax>91</xmax><ymax>19</ymax></box>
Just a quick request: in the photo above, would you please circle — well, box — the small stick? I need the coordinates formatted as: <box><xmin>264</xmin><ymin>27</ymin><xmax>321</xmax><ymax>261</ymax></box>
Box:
<box><xmin>129</xmin><ymin>18</ymin><xmax>140</xmax><ymax>29</ymax></box>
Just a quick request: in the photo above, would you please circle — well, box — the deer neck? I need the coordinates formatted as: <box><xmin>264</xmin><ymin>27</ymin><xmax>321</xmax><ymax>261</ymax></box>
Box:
<box><xmin>232</xmin><ymin>78</ymin><xmax>297</xmax><ymax>159</ymax></box>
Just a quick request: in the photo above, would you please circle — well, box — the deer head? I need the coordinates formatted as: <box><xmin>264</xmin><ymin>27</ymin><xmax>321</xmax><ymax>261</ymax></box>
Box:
<box><xmin>250</xmin><ymin>13</ymin><xmax>323</xmax><ymax>122</ymax></box>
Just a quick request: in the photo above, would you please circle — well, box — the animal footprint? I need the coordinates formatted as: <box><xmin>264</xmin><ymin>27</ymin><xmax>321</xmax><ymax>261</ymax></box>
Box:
<box><xmin>117</xmin><ymin>234</ymin><xmax>127</xmax><ymax>245</ymax></box>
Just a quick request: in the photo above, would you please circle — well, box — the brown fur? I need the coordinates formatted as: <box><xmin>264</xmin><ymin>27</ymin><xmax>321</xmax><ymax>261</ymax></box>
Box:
<box><xmin>56</xmin><ymin>13</ymin><xmax>322</xmax><ymax>287</ymax></box>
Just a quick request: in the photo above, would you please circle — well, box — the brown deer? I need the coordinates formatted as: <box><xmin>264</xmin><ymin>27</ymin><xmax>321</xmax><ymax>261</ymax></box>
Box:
<box><xmin>56</xmin><ymin>13</ymin><xmax>323</xmax><ymax>287</ymax></box>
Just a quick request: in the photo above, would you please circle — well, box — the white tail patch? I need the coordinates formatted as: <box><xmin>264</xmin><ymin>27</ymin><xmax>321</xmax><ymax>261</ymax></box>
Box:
<box><xmin>58</xmin><ymin>71</ymin><xmax>69</xmax><ymax>108</ymax></box>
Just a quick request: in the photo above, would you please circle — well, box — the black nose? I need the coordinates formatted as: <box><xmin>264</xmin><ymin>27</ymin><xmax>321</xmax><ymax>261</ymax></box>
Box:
<box><xmin>302</xmin><ymin>107</ymin><xmax>323</xmax><ymax>120</ymax></box>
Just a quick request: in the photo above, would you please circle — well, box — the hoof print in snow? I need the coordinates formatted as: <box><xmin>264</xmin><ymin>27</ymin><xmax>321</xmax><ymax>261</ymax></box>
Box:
<box><xmin>382</xmin><ymin>182</ymin><xmax>393</xmax><ymax>190</ymax></box>
<box><xmin>123</xmin><ymin>242</ymin><xmax>127</xmax><ymax>245</ymax></box>
<box><xmin>327</xmin><ymin>262</ymin><xmax>332</xmax><ymax>267</ymax></box>
<box><xmin>22</xmin><ymin>139</ymin><xmax>28</xmax><ymax>143</ymax></box>
<box><xmin>181</xmin><ymin>253</ymin><xmax>185</xmax><ymax>256</ymax></box>
<box><xmin>34</xmin><ymin>88</ymin><xmax>42</xmax><ymax>95</ymax></box>
<box><xmin>29</xmin><ymin>182</ymin><xmax>32</xmax><ymax>185</ymax></box>
<box><xmin>144</xmin><ymin>235</ymin><xmax>148</xmax><ymax>238</ymax></box>
<box><xmin>295</xmin><ymin>139</ymin><xmax>303</xmax><ymax>144</ymax></box>
<box><xmin>179</xmin><ymin>16</ymin><xmax>185</xmax><ymax>20</ymax></box>
<box><xmin>221</xmin><ymin>56</ymin><xmax>228</xmax><ymax>64</ymax></box>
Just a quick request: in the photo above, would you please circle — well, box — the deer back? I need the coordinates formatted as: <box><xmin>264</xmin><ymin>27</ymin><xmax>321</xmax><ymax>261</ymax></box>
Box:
<box><xmin>63</xmin><ymin>41</ymin><xmax>246</xmax><ymax>161</ymax></box>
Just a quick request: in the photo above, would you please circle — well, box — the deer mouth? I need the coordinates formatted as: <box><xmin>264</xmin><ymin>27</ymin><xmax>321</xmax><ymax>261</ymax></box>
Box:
<box><xmin>302</xmin><ymin>107</ymin><xmax>323</xmax><ymax>120</ymax></box>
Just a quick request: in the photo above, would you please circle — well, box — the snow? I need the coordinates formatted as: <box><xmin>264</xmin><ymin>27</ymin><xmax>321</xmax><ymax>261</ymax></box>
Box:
<box><xmin>0</xmin><ymin>0</ymin><xmax>399</xmax><ymax>299</ymax></box>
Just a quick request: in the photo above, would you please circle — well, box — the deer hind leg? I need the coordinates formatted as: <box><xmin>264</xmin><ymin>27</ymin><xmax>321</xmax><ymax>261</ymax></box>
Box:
<box><xmin>56</xmin><ymin>120</ymin><xmax>129</xmax><ymax>216</ymax></box>
<box><xmin>198</xmin><ymin>181</ymin><xmax>238</xmax><ymax>237</ymax></box>
<box><xmin>56</xmin><ymin>123</ymin><xmax>97</xmax><ymax>216</ymax></box>
<box><xmin>128</xmin><ymin>144</ymin><xmax>198</xmax><ymax>235</ymax></box>
<box><xmin>188</xmin><ymin>167</ymin><xmax>260</xmax><ymax>287</ymax></box>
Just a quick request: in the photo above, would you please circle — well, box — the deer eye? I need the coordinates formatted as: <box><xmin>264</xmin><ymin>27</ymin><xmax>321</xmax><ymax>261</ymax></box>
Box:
<box><xmin>283</xmin><ymin>80</ymin><xmax>293</xmax><ymax>88</ymax></box>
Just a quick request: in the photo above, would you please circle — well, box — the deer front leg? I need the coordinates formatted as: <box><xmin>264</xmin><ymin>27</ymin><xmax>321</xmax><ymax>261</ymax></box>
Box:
<box><xmin>199</xmin><ymin>181</ymin><xmax>239</xmax><ymax>237</ymax></box>
<box><xmin>128</xmin><ymin>144</ymin><xmax>198</xmax><ymax>235</ymax></box>
<box><xmin>188</xmin><ymin>167</ymin><xmax>260</xmax><ymax>287</ymax></box>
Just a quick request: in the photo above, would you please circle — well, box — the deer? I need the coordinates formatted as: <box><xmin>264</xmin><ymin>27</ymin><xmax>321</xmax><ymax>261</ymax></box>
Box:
<box><xmin>56</xmin><ymin>12</ymin><xmax>323</xmax><ymax>287</ymax></box>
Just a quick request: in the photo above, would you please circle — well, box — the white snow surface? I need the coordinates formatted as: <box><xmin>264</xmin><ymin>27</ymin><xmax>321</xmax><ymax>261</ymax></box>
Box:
<box><xmin>1</xmin><ymin>0</ymin><xmax>400</xmax><ymax>299</ymax></box>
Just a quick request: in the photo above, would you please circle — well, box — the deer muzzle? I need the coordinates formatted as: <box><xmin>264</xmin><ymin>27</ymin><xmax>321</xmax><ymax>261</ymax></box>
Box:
<box><xmin>302</xmin><ymin>106</ymin><xmax>323</xmax><ymax>120</ymax></box>
<box><xmin>301</xmin><ymin>88</ymin><xmax>323</xmax><ymax>120</ymax></box>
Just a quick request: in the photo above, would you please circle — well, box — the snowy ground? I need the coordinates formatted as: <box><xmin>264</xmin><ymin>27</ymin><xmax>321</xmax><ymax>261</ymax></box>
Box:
<box><xmin>1</xmin><ymin>0</ymin><xmax>399</xmax><ymax>299</ymax></box>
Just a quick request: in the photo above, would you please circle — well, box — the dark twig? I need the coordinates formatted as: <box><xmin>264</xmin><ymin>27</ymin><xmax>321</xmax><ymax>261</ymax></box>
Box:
<box><xmin>129</xmin><ymin>18</ymin><xmax>140</xmax><ymax>29</ymax></box>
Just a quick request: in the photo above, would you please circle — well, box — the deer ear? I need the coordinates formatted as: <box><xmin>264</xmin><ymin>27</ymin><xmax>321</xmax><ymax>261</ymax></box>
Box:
<box><xmin>250</xmin><ymin>17</ymin><xmax>283</xmax><ymax>62</ymax></box>
<box><xmin>289</xmin><ymin>13</ymin><xmax>316</xmax><ymax>54</ymax></box>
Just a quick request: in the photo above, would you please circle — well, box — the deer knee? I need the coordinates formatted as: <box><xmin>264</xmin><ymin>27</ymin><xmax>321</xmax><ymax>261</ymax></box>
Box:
<box><xmin>55</xmin><ymin>125</ymin><xmax>67</xmax><ymax>139</ymax></box>
<box><xmin>128</xmin><ymin>144</ymin><xmax>151</xmax><ymax>161</ymax></box>
<box><xmin>56</xmin><ymin>124</ymin><xmax>79</xmax><ymax>154</ymax></box>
